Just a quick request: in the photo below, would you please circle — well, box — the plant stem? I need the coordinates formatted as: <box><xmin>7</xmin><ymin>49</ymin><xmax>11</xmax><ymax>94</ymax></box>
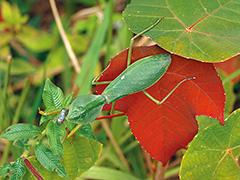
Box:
<box><xmin>0</xmin><ymin>56</ymin><xmax>12</xmax><ymax>131</ymax></box>
<box><xmin>12</xmin><ymin>79</ymin><xmax>31</xmax><ymax>125</ymax></box>
<box><xmin>104</xmin><ymin>0</ymin><xmax>114</xmax><ymax>66</ymax></box>
<box><xmin>22</xmin><ymin>130</ymin><xmax>47</xmax><ymax>157</ymax></box>
<box><xmin>154</xmin><ymin>161</ymin><xmax>169</xmax><ymax>180</ymax></box>
<box><xmin>0</xmin><ymin>57</ymin><xmax>12</xmax><ymax>166</ymax></box>
<box><xmin>49</xmin><ymin>0</ymin><xmax>80</xmax><ymax>73</ymax></box>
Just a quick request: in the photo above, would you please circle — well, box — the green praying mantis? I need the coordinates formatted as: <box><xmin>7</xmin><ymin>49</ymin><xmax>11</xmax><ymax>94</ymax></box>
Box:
<box><xmin>39</xmin><ymin>18</ymin><xmax>195</xmax><ymax>137</ymax></box>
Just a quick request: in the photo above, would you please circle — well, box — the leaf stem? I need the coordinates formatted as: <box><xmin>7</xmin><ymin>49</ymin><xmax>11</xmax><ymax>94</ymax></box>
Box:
<box><xmin>154</xmin><ymin>161</ymin><xmax>169</xmax><ymax>180</ymax></box>
<box><xmin>22</xmin><ymin>156</ymin><xmax>44</xmax><ymax>180</ymax></box>
<box><xmin>95</xmin><ymin>112</ymin><xmax>125</xmax><ymax>120</ymax></box>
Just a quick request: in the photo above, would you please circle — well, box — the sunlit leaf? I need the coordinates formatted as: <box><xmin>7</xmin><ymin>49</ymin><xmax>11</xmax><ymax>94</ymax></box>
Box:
<box><xmin>0</xmin><ymin>124</ymin><xmax>41</xmax><ymax>141</ymax></box>
<box><xmin>180</xmin><ymin>108</ymin><xmax>240</xmax><ymax>179</ymax></box>
<box><xmin>123</xmin><ymin>0</ymin><xmax>240</xmax><ymax>62</ymax></box>
<box><xmin>42</xmin><ymin>79</ymin><xmax>64</xmax><ymax>109</ymax></box>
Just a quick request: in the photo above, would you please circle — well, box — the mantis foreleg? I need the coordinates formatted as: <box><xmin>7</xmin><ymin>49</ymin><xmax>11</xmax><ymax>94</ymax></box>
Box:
<box><xmin>127</xmin><ymin>17</ymin><xmax>164</xmax><ymax>66</ymax></box>
<box><xmin>92</xmin><ymin>62</ymin><xmax>112</xmax><ymax>85</ymax></box>
<box><xmin>142</xmin><ymin>77</ymin><xmax>196</xmax><ymax>105</ymax></box>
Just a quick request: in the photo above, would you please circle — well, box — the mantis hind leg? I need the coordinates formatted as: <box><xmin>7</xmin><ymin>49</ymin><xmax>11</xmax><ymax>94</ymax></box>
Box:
<box><xmin>142</xmin><ymin>77</ymin><xmax>196</xmax><ymax>105</ymax></box>
<box><xmin>127</xmin><ymin>17</ymin><xmax>164</xmax><ymax>67</ymax></box>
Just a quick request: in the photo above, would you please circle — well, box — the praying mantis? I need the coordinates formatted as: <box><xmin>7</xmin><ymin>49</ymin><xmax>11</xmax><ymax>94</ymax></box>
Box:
<box><xmin>39</xmin><ymin>18</ymin><xmax>195</xmax><ymax>137</ymax></box>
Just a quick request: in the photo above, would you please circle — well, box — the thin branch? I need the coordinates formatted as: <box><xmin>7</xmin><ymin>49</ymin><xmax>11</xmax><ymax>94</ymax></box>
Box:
<box><xmin>49</xmin><ymin>0</ymin><xmax>80</xmax><ymax>73</ymax></box>
<box><xmin>154</xmin><ymin>161</ymin><xmax>169</xmax><ymax>180</ymax></box>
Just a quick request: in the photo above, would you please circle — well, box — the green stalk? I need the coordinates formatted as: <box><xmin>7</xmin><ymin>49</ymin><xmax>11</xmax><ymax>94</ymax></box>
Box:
<box><xmin>28</xmin><ymin>63</ymin><xmax>46</xmax><ymax>124</ymax></box>
<box><xmin>222</xmin><ymin>68</ymin><xmax>240</xmax><ymax>84</ymax></box>
<box><xmin>12</xmin><ymin>79</ymin><xmax>31</xmax><ymax>125</ymax></box>
<box><xmin>1</xmin><ymin>79</ymin><xmax>31</xmax><ymax>165</ymax></box>
<box><xmin>0</xmin><ymin>57</ymin><xmax>12</xmax><ymax>131</ymax></box>
<box><xmin>104</xmin><ymin>0</ymin><xmax>114</xmax><ymax>66</ymax></box>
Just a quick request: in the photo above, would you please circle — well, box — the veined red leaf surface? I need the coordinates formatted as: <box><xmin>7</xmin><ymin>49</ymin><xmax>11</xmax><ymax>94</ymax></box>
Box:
<box><xmin>96</xmin><ymin>45</ymin><xmax>225</xmax><ymax>165</ymax></box>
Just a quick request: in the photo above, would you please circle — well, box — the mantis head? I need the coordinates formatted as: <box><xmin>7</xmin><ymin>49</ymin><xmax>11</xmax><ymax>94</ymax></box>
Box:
<box><xmin>66</xmin><ymin>95</ymin><xmax>106</xmax><ymax>125</ymax></box>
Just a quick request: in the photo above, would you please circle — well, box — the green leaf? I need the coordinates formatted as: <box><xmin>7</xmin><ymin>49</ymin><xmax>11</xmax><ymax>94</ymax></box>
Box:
<box><xmin>34</xmin><ymin>143</ymin><xmax>68</xmax><ymax>179</ymax></box>
<box><xmin>42</xmin><ymin>79</ymin><xmax>64</xmax><ymax>109</ymax></box>
<box><xmin>80</xmin><ymin>166</ymin><xmax>141</xmax><ymax>180</ymax></box>
<box><xmin>0</xmin><ymin>124</ymin><xmax>41</xmax><ymax>141</ymax></box>
<box><xmin>13</xmin><ymin>138</ymin><xmax>30</xmax><ymax>150</ymax></box>
<box><xmin>180</xmin><ymin>108</ymin><xmax>240</xmax><ymax>180</ymax></box>
<box><xmin>23</xmin><ymin>136</ymin><xmax>102</xmax><ymax>179</ymax></box>
<box><xmin>1</xmin><ymin>1</ymin><xmax>28</xmax><ymax>27</ymax></box>
<box><xmin>61</xmin><ymin>92</ymin><xmax>73</xmax><ymax>107</ymax></box>
<box><xmin>1</xmin><ymin>1</ymin><xmax>15</xmax><ymax>24</ymax></box>
<box><xmin>123</xmin><ymin>0</ymin><xmax>240</xmax><ymax>62</ymax></box>
<box><xmin>46</xmin><ymin>121</ymin><xmax>65</xmax><ymax>157</ymax></box>
<box><xmin>0</xmin><ymin>163</ymin><xmax>11</xmax><ymax>177</ymax></box>
<box><xmin>16</xmin><ymin>26</ymin><xmax>57</xmax><ymax>52</ymax></box>
<box><xmin>10</xmin><ymin>158</ymin><xmax>26</xmax><ymax>180</ymax></box>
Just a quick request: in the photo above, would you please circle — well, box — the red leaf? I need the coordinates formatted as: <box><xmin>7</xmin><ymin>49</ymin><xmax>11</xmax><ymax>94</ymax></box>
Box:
<box><xmin>0</xmin><ymin>8</ymin><xmax>3</xmax><ymax>22</ymax></box>
<box><xmin>96</xmin><ymin>45</ymin><xmax>225</xmax><ymax>165</ymax></box>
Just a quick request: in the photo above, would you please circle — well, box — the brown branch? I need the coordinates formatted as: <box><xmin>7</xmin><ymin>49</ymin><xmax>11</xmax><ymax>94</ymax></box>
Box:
<box><xmin>49</xmin><ymin>0</ymin><xmax>80</xmax><ymax>73</ymax></box>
